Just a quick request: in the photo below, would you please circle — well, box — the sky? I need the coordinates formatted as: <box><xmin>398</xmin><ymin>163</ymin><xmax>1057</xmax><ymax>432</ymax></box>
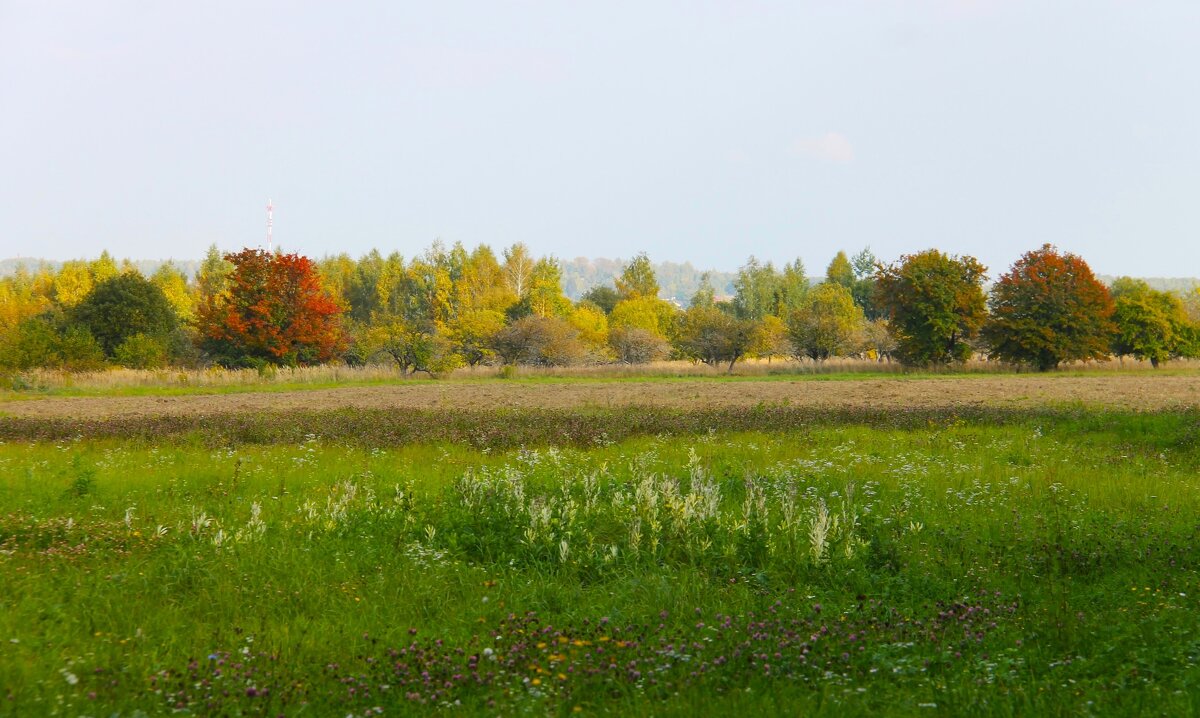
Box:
<box><xmin>2</xmin><ymin>0</ymin><xmax>1199</xmax><ymax>278</ymax></box>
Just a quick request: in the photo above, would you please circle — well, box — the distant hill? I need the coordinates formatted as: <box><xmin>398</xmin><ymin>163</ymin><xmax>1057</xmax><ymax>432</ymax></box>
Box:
<box><xmin>558</xmin><ymin>257</ymin><xmax>738</xmax><ymax>303</ymax></box>
<box><xmin>0</xmin><ymin>257</ymin><xmax>202</xmax><ymax>279</ymax></box>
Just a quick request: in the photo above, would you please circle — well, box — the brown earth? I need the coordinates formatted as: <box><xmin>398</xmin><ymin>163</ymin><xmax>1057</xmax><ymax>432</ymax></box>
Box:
<box><xmin>2</xmin><ymin>373</ymin><xmax>1199</xmax><ymax>421</ymax></box>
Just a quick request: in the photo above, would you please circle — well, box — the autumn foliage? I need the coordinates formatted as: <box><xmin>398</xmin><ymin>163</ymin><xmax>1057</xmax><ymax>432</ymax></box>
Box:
<box><xmin>983</xmin><ymin>244</ymin><xmax>1115</xmax><ymax>371</ymax></box>
<box><xmin>875</xmin><ymin>250</ymin><xmax>988</xmax><ymax>365</ymax></box>
<box><xmin>197</xmin><ymin>249</ymin><xmax>346</xmax><ymax>367</ymax></box>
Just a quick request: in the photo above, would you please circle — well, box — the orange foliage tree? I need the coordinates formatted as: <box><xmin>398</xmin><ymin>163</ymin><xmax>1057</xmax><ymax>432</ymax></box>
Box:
<box><xmin>197</xmin><ymin>249</ymin><xmax>346</xmax><ymax>367</ymax></box>
<box><xmin>983</xmin><ymin>244</ymin><xmax>1115</xmax><ymax>371</ymax></box>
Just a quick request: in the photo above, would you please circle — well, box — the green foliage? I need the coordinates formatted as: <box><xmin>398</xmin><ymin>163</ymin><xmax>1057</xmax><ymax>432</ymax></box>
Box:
<box><xmin>362</xmin><ymin>320</ymin><xmax>462</xmax><ymax>375</ymax></box>
<box><xmin>777</xmin><ymin>258</ymin><xmax>810</xmax><ymax>315</ymax></box>
<box><xmin>824</xmin><ymin>251</ymin><xmax>855</xmax><ymax>289</ymax></box>
<box><xmin>674</xmin><ymin>305</ymin><xmax>755</xmax><ymax>371</ymax></box>
<box><xmin>876</xmin><ymin>249</ymin><xmax>987</xmax><ymax>365</ymax></box>
<box><xmin>849</xmin><ymin>247</ymin><xmax>881</xmax><ymax>319</ymax></box>
<box><xmin>1111</xmin><ymin>278</ymin><xmax>1195</xmax><ymax>367</ymax></box>
<box><xmin>787</xmin><ymin>282</ymin><xmax>865</xmax><ymax>361</ymax></box>
<box><xmin>73</xmin><ymin>273</ymin><xmax>178</xmax><ymax>356</ymax></box>
<box><xmin>507</xmin><ymin>258</ymin><xmax>573</xmax><ymax>320</ymax></box>
<box><xmin>196</xmin><ymin>244</ymin><xmax>232</xmax><ymax>301</ymax></box>
<box><xmin>732</xmin><ymin>256</ymin><xmax>781</xmax><ymax>320</ymax></box>
<box><xmin>580</xmin><ymin>284</ymin><xmax>620</xmax><ymax>314</ymax></box>
<box><xmin>984</xmin><ymin>245</ymin><xmax>1115</xmax><ymax>371</ymax></box>
<box><xmin>0</xmin><ymin>313</ymin><xmax>106</xmax><ymax>371</ymax></box>
<box><xmin>614</xmin><ymin>252</ymin><xmax>661</xmax><ymax>300</ymax></box>
<box><xmin>689</xmin><ymin>273</ymin><xmax>717</xmax><ymax>309</ymax></box>
<box><xmin>113</xmin><ymin>333</ymin><xmax>169</xmax><ymax>369</ymax></box>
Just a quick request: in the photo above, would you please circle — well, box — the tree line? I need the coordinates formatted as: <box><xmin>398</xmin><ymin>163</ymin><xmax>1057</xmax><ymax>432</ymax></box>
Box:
<box><xmin>1</xmin><ymin>242</ymin><xmax>1198</xmax><ymax>374</ymax></box>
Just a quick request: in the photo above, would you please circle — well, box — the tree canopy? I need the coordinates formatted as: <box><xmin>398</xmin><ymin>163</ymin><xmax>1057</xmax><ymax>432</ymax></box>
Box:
<box><xmin>787</xmin><ymin>282</ymin><xmax>865</xmax><ymax>361</ymax></box>
<box><xmin>614</xmin><ymin>253</ymin><xmax>660</xmax><ymax>301</ymax></box>
<box><xmin>73</xmin><ymin>272</ymin><xmax>178</xmax><ymax>357</ymax></box>
<box><xmin>876</xmin><ymin>250</ymin><xmax>987</xmax><ymax>365</ymax></box>
<box><xmin>197</xmin><ymin>249</ymin><xmax>345</xmax><ymax>367</ymax></box>
<box><xmin>983</xmin><ymin>245</ymin><xmax>1115</xmax><ymax>371</ymax></box>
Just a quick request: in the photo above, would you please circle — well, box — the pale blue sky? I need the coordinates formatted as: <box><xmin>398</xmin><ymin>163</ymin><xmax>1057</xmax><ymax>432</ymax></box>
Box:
<box><xmin>2</xmin><ymin>1</ymin><xmax>1198</xmax><ymax>277</ymax></box>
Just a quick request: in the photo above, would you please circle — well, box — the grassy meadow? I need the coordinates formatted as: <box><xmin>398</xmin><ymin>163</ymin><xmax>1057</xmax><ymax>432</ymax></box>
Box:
<box><xmin>3</xmin><ymin>401</ymin><xmax>1200</xmax><ymax>716</ymax></box>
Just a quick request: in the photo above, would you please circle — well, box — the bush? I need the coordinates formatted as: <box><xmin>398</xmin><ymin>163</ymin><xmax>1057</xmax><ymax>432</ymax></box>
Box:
<box><xmin>114</xmin><ymin>333</ymin><xmax>169</xmax><ymax>369</ymax></box>
<box><xmin>0</xmin><ymin>313</ymin><xmax>105</xmax><ymax>372</ymax></box>
<box><xmin>609</xmin><ymin>326</ymin><xmax>670</xmax><ymax>364</ymax></box>
<box><xmin>490</xmin><ymin>315</ymin><xmax>586</xmax><ymax>366</ymax></box>
<box><xmin>73</xmin><ymin>273</ymin><xmax>178</xmax><ymax>356</ymax></box>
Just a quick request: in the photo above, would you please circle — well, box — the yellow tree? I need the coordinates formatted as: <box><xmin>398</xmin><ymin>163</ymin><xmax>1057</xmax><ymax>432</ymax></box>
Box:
<box><xmin>151</xmin><ymin>262</ymin><xmax>196</xmax><ymax>324</ymax></box>
<box><xmin>53</xmin><ymin>261</ymin><xmax>94</xmax><ymax>306</ymax></box>
<box><xmin>567</xmin><ymin>302</ymin><xmax>610</xmax><ymax>355</ymax></box>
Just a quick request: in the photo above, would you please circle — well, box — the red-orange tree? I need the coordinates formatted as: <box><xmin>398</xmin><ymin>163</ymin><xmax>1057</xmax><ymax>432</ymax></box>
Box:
<box><xmin>983</xmin><ymin>244</ymin><xmax>1115</xmax><ymax>371</ymax></box>
<box><xmin>198</xmin><ymin>249</ymin><xmax>346</xmax><ymax>366</ymax></box>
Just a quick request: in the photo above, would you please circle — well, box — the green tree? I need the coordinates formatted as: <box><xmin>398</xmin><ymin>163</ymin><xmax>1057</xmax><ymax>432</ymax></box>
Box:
<box><xmin>1110</xmin><ymin>279</ymin><xmax>1194</xmax><ymax>367</ymax></box>
<box><xmin>689</xmin><ymin>273</ymin><xmax>717</xmax><ymax>310</ymax></box>
<box><xmin>777</xmin><ymin>259</ymin><xmax>810</xmax><ymax>315</ymax></box>
<box><xmin>876</xmin><ymin>250</ymin><xmax>987</xmax><ymax>365</ymax></box>
<box><xmin>825</xmin><ymin>251</ymin><xmax>855</xmax><ymax>290</ymax></box>
<box><xmin>363</xmin><ymin>320</ymin><xmax>461</xmax><ymax>375</ymax></box>
<box><xmin>732</xmin><ymin>256</ymin><xmax>781</xmax><ymax>320</ymax></box>
<box><xmin>786</xmin><ymin>282</ymin><xmax>865</xmax><ymax>361</ymax></box>
<box><xmin>114</xmin><ymin>333</ymin><xmax>169</xmax><ymax>369</ymax></box>
<box><xmin>73</xmin><ymin>273</ymin><xmax>178</xmax><ymax>357</ymax></box>
<box><xmin>0</xmin><ymin>312</ymin><xmax>105</xmax><ymax>371</ymax></box>
<box><xmin>983</xmin><ymin>245</ymin><xmax>1114</xmax><ymax>371</ymax></box>
<box><xmin>197</xmin><ymin>244</ymin><xmax>233</xmax><ymax>302</ymax></box>
<box><xmin>508</xmin><ymin>258</ymin><xmax>572</xmax><ymax>319</ymax></box>
<box><xmin>580</xmin><ymin>285</ymin><xmax>620</xmax><ymax>314</ymax></box>
<box><xmin>849</xmin><ymin>247</ymin><xmax>881</xmax><ymax>319</ymax></box>
<box><xmin>614</xmin><ymin>252</ymin><xmax>660</xmax><ymax>300</ymax></box>
<box><xmin>674</xmin><ymin>305</ymin><xmax>754</xmax><ymax>372</ymax></box>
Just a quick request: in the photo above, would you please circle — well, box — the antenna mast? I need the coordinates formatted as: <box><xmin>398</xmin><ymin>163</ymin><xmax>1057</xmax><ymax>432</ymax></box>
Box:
<box><xmin>266</xmin><ymin>199</ymin><xmax>274</xmax><ymax>253</ymax></box>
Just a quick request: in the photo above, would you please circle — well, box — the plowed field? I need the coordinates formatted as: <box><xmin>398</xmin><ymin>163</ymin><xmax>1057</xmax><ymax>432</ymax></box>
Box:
<box><xmin>4</xmin><ymin>372</ymin><xmax>1199</xmax><ymax>420</ymax></box>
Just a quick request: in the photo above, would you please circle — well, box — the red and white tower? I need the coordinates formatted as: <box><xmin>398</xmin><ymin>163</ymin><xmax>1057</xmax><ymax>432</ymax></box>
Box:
<box><xmin>266</xmin><ymin>199</ymin><xmax>274</xmax><ymax>253</ymax></box>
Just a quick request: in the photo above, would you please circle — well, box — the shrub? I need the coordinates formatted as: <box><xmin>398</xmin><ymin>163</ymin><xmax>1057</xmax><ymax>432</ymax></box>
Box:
<box><xmin>609</xmin><ymin>326</ymin><xmax>671</xmax><ymax>364</ymax></box>
<box><xmin>114</xmin><ymin>333</ymin><xmax>169</xmax><ymax>369</ymax></box>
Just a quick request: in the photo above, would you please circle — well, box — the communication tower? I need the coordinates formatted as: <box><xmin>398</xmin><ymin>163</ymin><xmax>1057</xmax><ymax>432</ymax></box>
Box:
<box><xmin>266</xmin><ymin>199</ymin><xmax>274</xmax><ymax>253</ymax></box>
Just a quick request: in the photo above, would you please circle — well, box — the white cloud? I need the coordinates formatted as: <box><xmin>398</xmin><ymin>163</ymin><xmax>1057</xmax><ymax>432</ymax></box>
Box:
<box><xmin>789</xmin><ymin>132</ymin><xmax>855</xmax><ymax>163</ymax></box>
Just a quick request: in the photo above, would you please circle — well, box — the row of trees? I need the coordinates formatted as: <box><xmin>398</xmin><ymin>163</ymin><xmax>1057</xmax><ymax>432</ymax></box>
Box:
<box><xmin>1</xmin><ymin>242</ymin><xmax>1198</xmax><ymax>374</ymax></box>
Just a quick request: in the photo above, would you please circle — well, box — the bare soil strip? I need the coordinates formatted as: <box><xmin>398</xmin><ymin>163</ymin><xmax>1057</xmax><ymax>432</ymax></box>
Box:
<box><xmin>3</xmin><ymin>373</ymin><xmax>1199</xmax><ymax>421</ymax></box>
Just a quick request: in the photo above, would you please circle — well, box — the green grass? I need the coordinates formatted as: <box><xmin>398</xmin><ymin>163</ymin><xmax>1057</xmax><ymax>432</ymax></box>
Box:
<box><xmin>4</xmin><ymin>411</ymin><xmax>1200</xmax><ymax>715</ymax></box>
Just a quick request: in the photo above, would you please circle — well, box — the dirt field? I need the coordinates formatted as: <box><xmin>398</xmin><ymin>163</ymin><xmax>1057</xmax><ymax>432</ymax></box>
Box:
<box><xmin>3</xmin><ymin>373</ymin><xmax>1199</xmax><ymax>421</ymax></box>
